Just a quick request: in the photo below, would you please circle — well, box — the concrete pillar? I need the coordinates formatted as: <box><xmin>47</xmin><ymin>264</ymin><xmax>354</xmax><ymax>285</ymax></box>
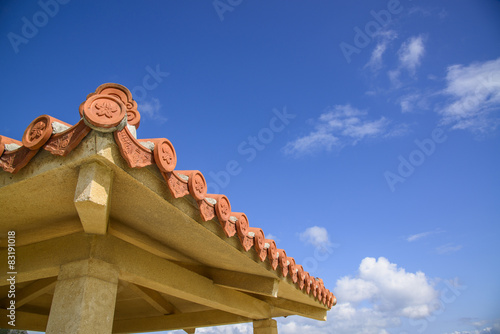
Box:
<box><xmin>253</xmin><ymin>319</ymin><xmax>278</xmax><ymax>334</ymax></box>
<box><xmin>46</xmin><ymin>259</ymin><xmax>119</xmax><ymax>334</ymax></box>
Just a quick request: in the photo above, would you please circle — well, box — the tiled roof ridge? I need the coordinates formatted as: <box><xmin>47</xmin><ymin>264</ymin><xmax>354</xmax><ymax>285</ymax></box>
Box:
<box><xmin>0</xmin><ymin>83</ymin><xmax>336</xmax><ymax>309</ymax></box>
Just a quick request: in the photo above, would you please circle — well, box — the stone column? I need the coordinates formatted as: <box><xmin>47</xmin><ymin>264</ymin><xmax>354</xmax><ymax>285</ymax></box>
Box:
<box><xmin>253</xmin><ymin>319</ymin><xmax>278</xmax><ymax>334</ymax></box>
<box><xmin>45</xmin><ymin>259</ymin><xmax>119</xmax><ymax>334</ymax></box>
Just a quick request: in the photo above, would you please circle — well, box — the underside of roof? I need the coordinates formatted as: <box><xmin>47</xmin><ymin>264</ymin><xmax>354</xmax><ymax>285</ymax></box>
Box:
<box><xmin>0</xmin><ymin>83</ymin><xmax>335</xmax><ymax>333</ymax></box>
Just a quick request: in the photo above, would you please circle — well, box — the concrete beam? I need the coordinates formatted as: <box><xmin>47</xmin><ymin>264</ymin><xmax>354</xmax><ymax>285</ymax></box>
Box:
<box><xmin>91</xmin><ymin>235</ymin><xmax>272</xmax><ymax>320</ymax></box>
<box><xmin>124</xmin><ymin>282</ymin><xmax>178</xmax><ymax>315</ymax></box>
<box><xmin>74</xmin><ymin>162</ymin><xmax>113</xmax><ymax>234</ymax></box>
<box><xmin>108</xmin><ymin>221</ymin><xmax>197</xmax><ymax>263</ymax></box>
<box><xmin>112</xmin><ymin>310</ymin><xmax>251</xmax><ymax>333</ymax></box>
<box><xmin>264</xmin><ymin>297</ymin><xmax>327</xmax><ymax>321</ymax></box>
<box><xmin>1</xmin><ymin>233</ymin><xmax>272</xmax><ymax>321</ymax></box>
<box><xmin>0</xmin><ymin>233</ymin><xmax>93</xmax><ymax>285</ymax></box>
<box><xmin>0</xmin><ymin>277</ymin><xmax>56</xmax><ymax>308</ymax></box>
<box><xmin>211</xmin><ymin>268</ymin><xmax>279</xmax><ymax>297</ymax></box>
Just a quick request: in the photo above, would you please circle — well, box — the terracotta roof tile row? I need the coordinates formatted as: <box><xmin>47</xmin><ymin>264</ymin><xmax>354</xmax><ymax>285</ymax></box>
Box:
<box><xmin>0</xmin><ymin>83</ymin><xmax>336</xmax><ymax>309</ymax></box>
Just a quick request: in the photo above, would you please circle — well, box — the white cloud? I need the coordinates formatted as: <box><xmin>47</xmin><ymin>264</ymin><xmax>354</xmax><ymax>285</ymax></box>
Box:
<box><xmin>365</xmin><ymin>30</ymin><xmax>397</xmax><ymax>72</ymax></box>
<box><xmin>335</xmin><ymin>277</ymin><xmax>378</xmax><ymax>303</ymax></box>
<box><xmin>399</xmin><ymin>95</ymin><xmax>416</xmax><ymax>113</ymax></box>
<box><xmin>438</xmin><ymin>57</ymin><xmax>500</xmax><ymax>132</ymax></box>
<box><xmin>446</xmin><ymin>321</ymin><xmax>500</xmax><ymax>334</ymax></box>
<box><xmin>398</xmin><ymin>35</ymin><xmax>425</xmax><ymax>75</ymax></box>
<box><xmin>279</xmin><ymin>309</ymin><xmax>398</xmax><ymax>334</ymax></box>
<box><xmin>388</xmin><ymin>35</ymin><xmax>426</xmax><ymax>86</ymax></box>
<box><xmin>388</xmin><ymin>69</ymin><xmax>401</xmax><ymax>87</ymax></box>
<box><xmin>407</xmin><ymin>229</ymin><xmax>443</xmax><ymax>242</ymax></box>
<box><xmin>299</xmin><ymin>226</ymin><xmax>332</xmax><ymax>250</ymax></box>
<box><xmin>138</xmin><ymin>97</ymin><xmax>168</xmax><ymax>122</ymax></box>
<box><xmin>460</xmin><ymin>318</ymin><xmax>490</xmax><ymax>329</ymax></box>
<box><xmin>436</xmin><ymin>243</ymin><xmax>463</xmax><ymax>254</ymax></box>
<box><xmin>171</xmin><ymin>313</ymin><xmax>497</xmax><ymax>334</ymax></box>
<box><xmin>284</xmin><ymin>105</ymin><xmax>404</xmax><ymax>156</ymax></box>
<box><xmin>401</xmin><ymin>91</ymin><xmax>432</xmax><ymax>114</ymax></box>
<box><xmin>284</xmin><ymin>131</ymin><xmax>339</xmax><ymax>155</ymax></box>
<box><xmin>335</xmin><ymin>257</ymin><xmax>439</xmax><ymax>319</ymax></box>
<box><xmin>279</xmin><ymin>318</ymin><xmax>329</xmax><ymax>334</ymax></box>
<box><xmin>275</xmin><ymin>257</ymin><xmax>440</xmax><ymax>334</ymax></box>
<box><xmin>265</xmin><ymin>233</ymin><xmax>278</xmax><ymax>242</ymax></box>
<box><xmin>194</xmin><ymin>324</ymin><xmax>251</xmax><ymax>334</ymax></box>
<box><xmin>367</xmin><ymin>42</ymin><xmax>388</xmax><ymax>71</ymax></box>
<box><xmin>398</xmin><ymin>93</ymin><xmax>426</xmax><ymax>113</ymax></box>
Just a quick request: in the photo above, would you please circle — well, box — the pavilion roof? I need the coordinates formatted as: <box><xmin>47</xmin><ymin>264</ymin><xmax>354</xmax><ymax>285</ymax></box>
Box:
<box><xmin>0</xmin><ymin>83</ymin><xmax>336</xmax><ymax>322</ymax></box>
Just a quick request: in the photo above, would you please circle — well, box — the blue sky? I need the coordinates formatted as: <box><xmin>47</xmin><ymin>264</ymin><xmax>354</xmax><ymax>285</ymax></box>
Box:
<box><xmin>1</xmin><ymin>1</ymin><xmax>500</xmax><ymax>333</ymax></box>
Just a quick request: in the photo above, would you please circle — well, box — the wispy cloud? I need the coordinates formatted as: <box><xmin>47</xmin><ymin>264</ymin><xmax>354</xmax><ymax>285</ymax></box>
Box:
<box><xmin>436</xmin><ymin>243</ymin><xmax>463</xmax><ymax>255</ymax></box>
<box><xmin>400</xmin><ymin>94</ymin><xmax>416</xmax><ymax>113</ymax></box>
<box><xmin>407</xmin><ymin>229</ymin><xmax>443</xmax><ymax>242</ymax></box>
<box><xmin>284</xmin><ymin>131</ymin><xmax>339</xmax><ymax>155</ymax></box>
<box><xmin>365</xmin><ymin>30</ymin><xmax>397</xmax><ymax>72</ymax></box>
<box><xmin>445</xmin><ymin>321</ymin><xmax>500</xmax><ymax>334</ymax></box>
<box><xmin>389</xmin><ymin>35</ymin><xmax>426</xmax><ymax>87</ymax></box>
<box><xmin>398</xmin><ymin>35</ymin><xmax>426</xmax><ymax>75</ymax></box>
<box><xmin>398</xmin><ymin>92</ymin><xmax>429</xmax><ymax>113</ymax></box>
<box><xmin>265</xmin><ymin>233</ymin><xmax>279</xmax><ymax>242</ymax></box>
<box><xmin>284</xmin><ymin>104</ymin><xmax>405</xmax><ymax>156</ymax></box>
<box><xmin>438</xmin><ymin>57</ymin><xmax>500</xmax><ymax>133</ymax></box>
<box><xmin>138</xmin><ymin>97</ymin><xmax>168</xmax><ymax>123</ymax></box>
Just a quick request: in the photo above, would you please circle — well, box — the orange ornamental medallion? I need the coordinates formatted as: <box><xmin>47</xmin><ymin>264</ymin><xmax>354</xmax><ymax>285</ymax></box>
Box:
<box><xmin>83</xmin><ymin>95</ymin><xmax>126</xmax><ymax>129</ymax></box>
<box><xmin>22</xmin><ymin>115</ymin><xmax>53</xmax><ymax>150</ymax></box>
<box><xmin>153</xmin><ymin>138</ymin><xmax>177</xmax><ymax>172</ymax></box>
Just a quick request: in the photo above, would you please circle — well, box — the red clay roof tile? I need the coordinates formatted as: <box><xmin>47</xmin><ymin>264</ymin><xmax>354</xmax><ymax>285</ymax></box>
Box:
<box><xmin>265</xmin><ymin>238</ymin><xmax>279</xmax><ymax>270</ymax></box>
<box><xmin>277</xmin><ymin>249</ymin><xmax>289</xmax><ymax>278</ymax></box>
<box><xmin>175</xmin><ymin>170</ymin><xmax>208</xmax><ymax>201</ymax></box>
<box><xmin>44</xmin><ymin>119</ymin><xmax>91</xmax><ymax>156</ymax></box>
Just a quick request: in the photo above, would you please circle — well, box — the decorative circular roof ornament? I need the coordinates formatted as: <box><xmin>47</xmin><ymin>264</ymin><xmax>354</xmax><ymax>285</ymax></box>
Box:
<box><xmin>80</xmin><ymin>83</ymin><xmax>140</xmax><ymax>129</ymax></box>
<box><xmin>99</xmin><ymin>85</ymin><xmax>140</xmax><ymax>128</ymax></box>
<box><xmin>82</xmin><ymin>95</ymin><xmax>127</xmax><ymax>131</ymax></box>
<box><xmin>215</xmin><ymin>195</ymin><xmax>231</xmax><ymax>222</ymax></box>
<box><xmin>22</xmin><ymin>115</ymin><xmax>53</xmax><ymax>150</ymax></box>
<box><xmin>188</xmin><ymin>171</ymin><xmax>207</xmax><ymax>201</ymax></box>
<box><xmin>234</xmin><ymin>212</ymin><xmax>249</xmax><ymax>242</ymax></box>
<box><xmin>154</xmin><ymin>139</ymin><xmax>177</xmax><ymax>172</ymax></box>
